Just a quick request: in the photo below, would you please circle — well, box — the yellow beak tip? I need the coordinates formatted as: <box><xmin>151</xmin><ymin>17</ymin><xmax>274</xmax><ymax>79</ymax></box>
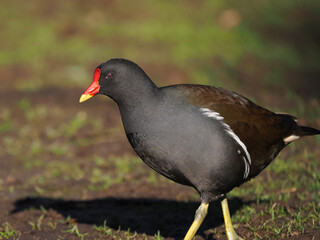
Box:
<box><xmin>79</xmin><ymin>94</ymin><xmax>93</xmax><ymax>103</ymax></box>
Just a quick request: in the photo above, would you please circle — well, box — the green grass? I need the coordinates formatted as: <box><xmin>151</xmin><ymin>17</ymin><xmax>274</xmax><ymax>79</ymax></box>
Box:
<box><xmin>231</xmin><ymin>201</ymin><xmax>320</xmax><ymax>239</ymax></box>
<box><xmin>228</xmin><ymin>140</ymin><xmax>320</xmax><ymax>238</ymax></box>
<box><xmin>88</xmin><ymin>155</ymin><xmax>157</xmax><ymax>191</ymax></box>
<box><xmin>0</xmin><ymin>0</ymin><xmax>319</xmax><ymax>239</ymax></box>
<box><xmin>1</xmin><ymin>0</ymin><xmax>319</xmax><ymax>93</ymax></box>
<box><xmin>65</xmin><ymin>225</ymin><xmax>89</xmax><ymax>240</ymax></box>
<box><xmin>93</xmin><ymin>221</ymin><xmax>147</xmax><ymax>240</ymax></box>
<box><xmin>0</xmin><ymin>222</ymin><xmax>20</xmax><ymax>240</ymax></box>
<box><xmin>153</xmin><ymin>231</ymin><xmax>164</xmax><ymax>240</ymax></box>
<box><xmin>232</xmin><ymin>205</ymin><xmax>256</xmax><ymax>223</ymax></box>
<box><xmin>93</xmin><ymin>220</ymin><xmax>118</xmax><ymax>237</ymax></box>
<box><xmin>28</xmin><ymin>214</ymin><xmax>45</xmax><ymax>231</ymax></box>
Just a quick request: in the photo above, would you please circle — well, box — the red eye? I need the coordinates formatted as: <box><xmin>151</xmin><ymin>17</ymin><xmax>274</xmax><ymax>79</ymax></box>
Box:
<box><xmin>106</xmin><ymin>72</ymin><xmax>113</xmax><ymax>79</ymax></box>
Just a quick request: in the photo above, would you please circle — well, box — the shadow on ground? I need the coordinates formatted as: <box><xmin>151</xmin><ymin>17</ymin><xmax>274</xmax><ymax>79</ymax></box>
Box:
<box><xmin>10</xmin><ymin>196</ymin><xmax>255</xmax><ymax>239</ymax></box>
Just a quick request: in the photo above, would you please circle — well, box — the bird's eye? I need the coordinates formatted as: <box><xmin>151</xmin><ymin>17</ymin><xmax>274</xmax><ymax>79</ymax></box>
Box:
<box><xmin>106</xmin><ymin>72</ymin><xmax>113</xmax><ymax>79</ymax></box>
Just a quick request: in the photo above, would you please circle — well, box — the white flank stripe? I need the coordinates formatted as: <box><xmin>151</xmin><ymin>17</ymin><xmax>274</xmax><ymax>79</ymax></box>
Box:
<box><xmin>242</xmin><ymin>156</ymin><xmax>250</xmax><ymax>179</ymax></box>
<box><xmin>200</xmin><ymin>108</ymin><xmax>251</xmax><ymax>179</ymax></box>
<box><xmin>201</xmin><ymin>109</ymin><xmax>224</xmax><ymax>120</ymax></box>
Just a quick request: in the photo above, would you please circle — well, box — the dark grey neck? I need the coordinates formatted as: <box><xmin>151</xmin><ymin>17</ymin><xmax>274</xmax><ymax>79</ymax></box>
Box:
<box><xmin>115</xmin><ymin>78</ymin><xmax>159</xmax><ymax>111</ymax></box>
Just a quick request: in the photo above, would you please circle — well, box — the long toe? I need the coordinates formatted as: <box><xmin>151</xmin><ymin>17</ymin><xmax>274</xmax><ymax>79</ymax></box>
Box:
<box><xmin>226</xmin><ymin>230</ymin><xmax>244</xmax><ymax>240</ymax></box>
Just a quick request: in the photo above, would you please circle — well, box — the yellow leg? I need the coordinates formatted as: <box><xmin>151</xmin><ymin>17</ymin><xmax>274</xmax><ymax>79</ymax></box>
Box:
<box><xmin>184</xmin><ymin>202</ymin><xmax>209</xmax><ymax>240</ymax></box>
<box><xmin>221</xmin><ymin>198</ymin><xmax>243</xmax><ymax>240</ymax></box>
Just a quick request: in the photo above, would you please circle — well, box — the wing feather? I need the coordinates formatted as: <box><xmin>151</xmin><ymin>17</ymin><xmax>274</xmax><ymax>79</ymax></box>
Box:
<box><xmin>162</xmin><ymin>84</ymin><xmax>297</xmax><ymax>177</ymax></box>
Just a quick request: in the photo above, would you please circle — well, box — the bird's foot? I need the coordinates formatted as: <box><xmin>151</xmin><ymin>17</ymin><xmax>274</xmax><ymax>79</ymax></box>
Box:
<box><xmin>225</xmin><ymin>228</ymin><xmax>243</xmax><ymax>240</ymax></box>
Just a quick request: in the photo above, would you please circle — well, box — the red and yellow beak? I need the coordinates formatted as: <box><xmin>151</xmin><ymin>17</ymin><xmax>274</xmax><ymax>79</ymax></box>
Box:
<box><xmin>79</xmin><ymin>68</ymin><xmax>101</xmax><ymax>103</ymax></box>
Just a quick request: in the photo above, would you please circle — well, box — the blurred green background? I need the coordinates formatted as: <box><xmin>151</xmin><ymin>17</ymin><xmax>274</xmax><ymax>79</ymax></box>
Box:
<box><xmin>1</xmin><ymin>0</ymin><xmax>320</xmax><ymax>109</ymax></box>
<box><xmin>1</xmin><ymin>0</ymin><xmax>320</xmax><ymax>239</ymax></box>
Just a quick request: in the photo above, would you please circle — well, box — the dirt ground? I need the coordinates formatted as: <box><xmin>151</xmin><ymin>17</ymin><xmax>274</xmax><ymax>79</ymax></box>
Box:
<box><xmin>1</xmin><ymin>1</ymin><xmax>320</xmax><ymax>239</ymax></box>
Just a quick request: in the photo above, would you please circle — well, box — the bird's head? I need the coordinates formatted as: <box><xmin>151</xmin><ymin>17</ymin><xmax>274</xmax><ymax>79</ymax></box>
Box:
<box><xmin>79</xmin><ymin>58</ymin><xmax>157</xmax><ymax>104</ymax></box>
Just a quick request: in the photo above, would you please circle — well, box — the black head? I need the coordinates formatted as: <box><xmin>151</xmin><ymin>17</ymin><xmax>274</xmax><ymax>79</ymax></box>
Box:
<box><xmin>79</xmin><ymin>58</ymin><xmax>158</xmax><ymax>105</ymax></box>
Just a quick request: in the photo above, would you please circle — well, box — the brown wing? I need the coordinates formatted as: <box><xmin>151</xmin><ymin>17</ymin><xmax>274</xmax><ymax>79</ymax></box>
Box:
<box><xmin>165</xmin><ymin>84</ymin><xmax>297</xmax><ymax>177</ymax></box>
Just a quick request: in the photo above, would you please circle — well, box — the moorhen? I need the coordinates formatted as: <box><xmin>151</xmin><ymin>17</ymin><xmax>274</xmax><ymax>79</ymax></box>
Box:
<box><xmin>80</xmin><ymin>58</ymin><xmax>319</xmax><ymax>240</ymax></box>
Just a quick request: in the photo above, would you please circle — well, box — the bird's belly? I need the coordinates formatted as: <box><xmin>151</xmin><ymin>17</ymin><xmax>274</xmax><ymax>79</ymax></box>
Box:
<box><xmin>126</xmin><ymin>131</ymin><xmax>194</xmax><ymax>186</ymax></box>
<box><xmin>125</xmin><ymin>124</ymin><xmax>245</xmax><ymax>194</ymax></box>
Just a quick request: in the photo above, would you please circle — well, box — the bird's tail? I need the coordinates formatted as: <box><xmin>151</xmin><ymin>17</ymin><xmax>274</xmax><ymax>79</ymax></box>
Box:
<box><xmin>277</xmin><ymin>113</ymin><xmax>320</xmax><ymax>144</ymax></box>
<box><xmin>283</xmin><ymin>125</ymin><xmax>320</xmax><ymax>144</ymax></box>
<box><xmin>295</xmin><ymin>125</ymin><xmax>320</xmax><ymax>137</ymax></box>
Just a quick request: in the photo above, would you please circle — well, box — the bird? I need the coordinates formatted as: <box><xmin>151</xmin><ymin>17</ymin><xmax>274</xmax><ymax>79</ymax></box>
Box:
<box><xmin>79</xmin><ymin>58</ymin><xmax>320</xmax><ymax>240</ymax></box>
